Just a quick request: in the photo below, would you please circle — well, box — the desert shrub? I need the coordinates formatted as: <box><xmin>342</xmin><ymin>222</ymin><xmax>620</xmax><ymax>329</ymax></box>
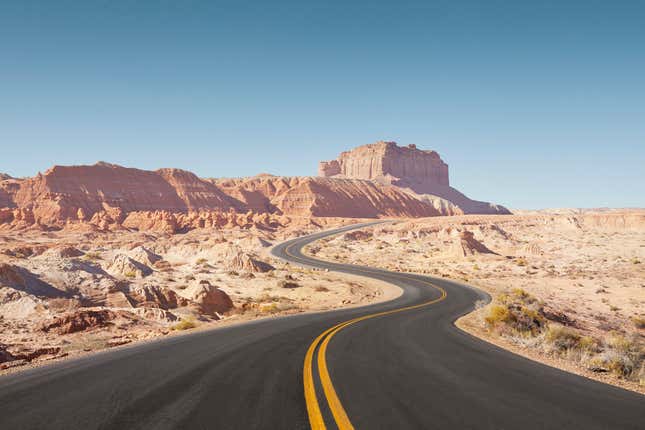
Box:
<box><xmin>516</xmin><ymin>258</ymin><xmax>527</xmax><ymax>267</ymax></box>
<box><xmin>260</xmin><ymin>303</ymin><xmax>279</xmax><ymax>314</ymax></box>
<box><xmin>578</xmin><ymin>336</ymin><xmax>601</xmax><ymax>353</ymax></box>
<box><xmin>485</xmin><ymin>289</ymin><xmax>546</xmax><ymax>336</ymax></box>
<box><xmin>631</xmin><ymin>315</ymin><xmax>645</xmax><ymax>329</ymax></box>
<box><xmin>171</xmin><ymin>318</ymin><xmax>197</xmax><ymax>331</ymax></box>
<box><xmin>196</xmin><ymin>258</ymin><xmax>208</xmax><ymax>265</ymax></box>
<box><xmin>545</xmin><ymin>326</ymin><xmax>582</xmax><ymax>352</ymax></box>
<box><xmin>485</xmin><ymin>305</ymin><xmax>512</xmax><ymax>327</ymax></box>
<box><xmin>124</xmin><ymin>271</ymin><xmax>137</xmax><ymax>279</ymax></box>
<box><xmin>278</xmin><ymin>280</ymin><xmax>301</xmax><ymax>289</ymax></box>
<box><xmin>606</xmin><ymin>332</ymin><xmax>636</xmax><ymax>353</ymax></box>
<box><xmin>587</xmin><ymin>351</ymin><xmax>635</xmax><ymax>377</ymax></box>
<box><xmin>84</xmin><ymin>252</ymin><xmax>102</xmax><ymax>261</ymax></box>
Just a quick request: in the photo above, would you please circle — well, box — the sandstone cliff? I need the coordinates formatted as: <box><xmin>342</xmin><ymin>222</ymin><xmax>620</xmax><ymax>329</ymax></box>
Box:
<box><xmin>319</xmin><ymin>141</ymin><xmax>509</xmax><ymax>215</ymax></box>
<box><xmin>0</xmin><ymin>141</ymin><xmax>509</xmax><ymax>230</ymax></box>
<box><xmin>319</xmin><ymin>141</ymin><xmax>449</xmax><ymax>186</ymax></box>
<box><xmin>214</xmin><ymin>175</ymin><xmax>442</xmax><ymax>218</ymax></box>
<box><xmin>0</xmin><ymin>162</ymin><xmax>244</xmax><ymax>228</ymax></box>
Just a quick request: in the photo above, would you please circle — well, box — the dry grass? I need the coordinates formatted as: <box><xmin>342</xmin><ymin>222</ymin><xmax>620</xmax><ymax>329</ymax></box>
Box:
<box><xmin>171</xmin><ymin>318</ymin><xmax>197</xmax><ymax>331</ymax></box>
<box><xmin>484</xmin><ymin>290</ymin><xmax>644</xmax><ymax>382</ymax></box>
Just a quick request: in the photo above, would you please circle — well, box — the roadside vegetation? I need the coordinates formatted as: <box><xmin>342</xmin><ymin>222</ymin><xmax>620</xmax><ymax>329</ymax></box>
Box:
<box><xmin>171</xmin><ymin>318</ymin><xmax>198</xmax><ymax>331</ymax></box>
<box><xmin>484</xmin><ymin>288</ymin><xmax>644</xmax><ymax>385</ymax></box>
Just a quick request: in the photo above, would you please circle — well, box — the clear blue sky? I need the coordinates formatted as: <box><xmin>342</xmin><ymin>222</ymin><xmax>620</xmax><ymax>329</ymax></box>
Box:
<box><xmin>1</xmin><ymin>1</ymin><xmax>644</xmax><ymax>209</ymax></box>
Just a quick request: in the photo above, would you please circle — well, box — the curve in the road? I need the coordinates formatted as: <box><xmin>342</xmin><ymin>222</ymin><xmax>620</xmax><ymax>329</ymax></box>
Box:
<box><xmin>284</xmin><ymin>238</ymin><xmax>448</xmax><ymax>430</ymax></box>
<box><xmin>0</xmin><ymin>222</ymin><xmax>642</xmax><ymax>430</ymax></box>
<box><xmin>272</xmin><ymin>222</ymin><xmax>644</xmax><ymax>430</ymax></box>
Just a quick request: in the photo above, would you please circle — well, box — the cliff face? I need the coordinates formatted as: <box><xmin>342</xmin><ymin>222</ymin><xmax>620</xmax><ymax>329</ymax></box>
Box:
<box><xmin>2</xmin><ymin>163</ymin><xmax>244</xmax><ymax>226</ymax></box>
<box><xmin>0</xmin><ymin>140</ymin><xmax>509</xmax><ymax>230</ymax></box>
<box><xmin>214</xmin><ymin>176</ymin><xmax>444</xmax><ymax>218</ymax></box>
<box><xmin>319</xmin><ymin>141</ymin><xmax>449</xmax><ymax>186</ymax></box>
<box><xmin>319</xmin><ymin>141</ymin><xmax>509</xmax><ymax>215</ymax></box>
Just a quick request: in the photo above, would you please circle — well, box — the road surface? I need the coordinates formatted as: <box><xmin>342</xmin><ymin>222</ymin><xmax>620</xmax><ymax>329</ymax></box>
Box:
<box><xmin>0</xmin><ymin>223</ymin><xmax>642</xmax><ymax>429</ymax></box>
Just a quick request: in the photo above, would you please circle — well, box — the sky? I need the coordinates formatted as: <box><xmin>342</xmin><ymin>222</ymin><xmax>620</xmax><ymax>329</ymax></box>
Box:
<box><xmin>1</xmin><ymin>1</ymin><xmax>644</xmax><ymax>209</ymax></box>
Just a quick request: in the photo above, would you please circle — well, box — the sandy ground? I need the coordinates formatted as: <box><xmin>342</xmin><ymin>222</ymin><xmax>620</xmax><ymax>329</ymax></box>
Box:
<box><xmin>0</xmin><ymin>220</ymin><xmax>397</xmax><ymax>374</ymax></box>
<box><xmin>309</xmin><ymin>210</ymin><xmax>645</xmax><ymax>393</ymax></box>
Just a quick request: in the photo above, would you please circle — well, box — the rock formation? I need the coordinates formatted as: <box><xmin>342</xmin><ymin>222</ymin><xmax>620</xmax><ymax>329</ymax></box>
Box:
<box><xmin>0</xmin><ymin>141</ymin><xmax>509</xmax><ymax>230</ymax></box>
<box><xmin>180</xmin><ymin>281</ymin><xmax>233</xmax><ymax>315</ymax></box>
<box><xmin>319</xmin><ymin>141</ymin><xmax>449</xmax><ymax>186</ymax></box>
<box><xmin>105</xmin><ymin>254</ymin><xmax>153</xmax><ymax>279</ymax></box>
<box><xmin>1</xmin><ymin>162</ymin><xmax>244</xmax><ymax>227</ymax></box>
<box><xmin>449</xmin><ymin>230</ymin><xmax>496</xmax><ymax>258</ymax></box>
<box><xmin>228</xmin><ymin>251</ymin><xmax>275</xmax><ymax>273</ymax></box>
<box><xmin>214</xmin><ymin>176</ymin><xmax>443</xmax><ymax>218</ymax></box>
<box><xmin>319</xmin><ymin>141</ymin><xmax>509</xmax><ymax>215</ymax></box>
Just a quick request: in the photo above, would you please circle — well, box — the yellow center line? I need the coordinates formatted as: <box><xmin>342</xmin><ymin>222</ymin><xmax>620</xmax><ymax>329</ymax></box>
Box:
<box><xmin>282</xmin><ymin>237</ymin><xmax>448</xmax><ymax>430</ymax></box>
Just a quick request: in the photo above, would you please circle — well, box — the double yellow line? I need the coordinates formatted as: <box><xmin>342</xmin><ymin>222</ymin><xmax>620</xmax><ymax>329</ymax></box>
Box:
<box><xmin>284</xmin><ymin>241</ymin><xmax>448</xmax><ymax>430</ymax></box>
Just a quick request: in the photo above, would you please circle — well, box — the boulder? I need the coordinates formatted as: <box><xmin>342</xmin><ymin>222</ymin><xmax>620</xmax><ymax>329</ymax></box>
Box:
<box><xmin>228</xmin><ymin>251</ymin><xmax>275</xmax><ymax>273</ymax></box>
<box><xmin>40</xmin><ymin>309</ymin><xmax>120</xmax><ymax>334</ymax></box>
<box><xmin>106</xmin><ymin>254</ymin><xmax>152</xmax><ymax>279</ymax></box>
<box><xmin>128</xmin><ymin>246</ymin><xmax>162</xmax><ymax>266</ymax></box>
<box><xmin>181</xmin><ymin>281</ymin><xmax>233</xmax><ymax>315</ymax></box>
<box><xmin>450</xmin><ymin>230</ymin><xmax>496</xmax><ymax>258</ymax></box>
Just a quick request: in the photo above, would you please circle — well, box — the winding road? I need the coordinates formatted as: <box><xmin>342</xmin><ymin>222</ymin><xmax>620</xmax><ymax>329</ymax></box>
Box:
<box><xmin>0</xmin><ymin>223</ymin><xmax>643</xmax><ymax>429</ymax></box>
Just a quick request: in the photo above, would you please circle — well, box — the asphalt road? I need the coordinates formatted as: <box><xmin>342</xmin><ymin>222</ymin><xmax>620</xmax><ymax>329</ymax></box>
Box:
<box><xmin>0</xmin><ymin>223</ymin><xmax>642</xmax><ymax>429</ymax></box>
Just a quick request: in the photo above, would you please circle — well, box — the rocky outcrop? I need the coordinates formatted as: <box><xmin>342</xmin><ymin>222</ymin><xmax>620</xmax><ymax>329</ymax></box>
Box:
<box><xmin>0</xmin><ymin>263</ymin><xmax>69</xmax><ymax>298</ymax></box>
<box><xmin>39</xmin><ymin>309</ymin><xmax>120</xmax><ymax>334</ymax></box>
<box><xmin>180</xmin><ymin>281</ymin><xmax>233</xmax><ymax>315</ymax></box>
<box><xmin>0</xmin><ymin>142</ymin><xmax>508</xmax><ymax>229</ymax></box>
<box><xmin>2</xmin><ymin>162</ymin><xmax>244</xmax><ymax>227</ymax></box>
<box><xmin>127</xmin><ymin>284</ymin><xmax>187</xmax><ymax>309</ymax></box>
<box><xmin>319</xmin><ymin>141</ymin><xmax>449</xmax><ymax>186</ymax></box>
<box><xmin>105</xmin><ymin>254</ymin><xmax>153</xmax><ymax>279</ymax></box>
<box><xmin>128</xmin><ymin>246</ymin><xmax>162</xmax><ymax>266</ymax></box>
<box><xmin>41</xmin><ymin>246</ymin><xmax>84</xmax><ymax>259</ymax></box>
<box><xmin>450</xmin><ymin>231</ymin><xmax>496</xmax><ymax>257</ymax></box>
<box><xmin>215</xmin><ymin>176</ymin><xmax>443</xmax><ymax>218</ymax></box>
<box><xmin>319</xmin><ymin>141</ymin><xmax>509</xmax><ymax>215</ymax></box>
<box><xmin>228</xmin><ymin>251</ymin><xmax>275</xmax><ymax>273</ymax></box>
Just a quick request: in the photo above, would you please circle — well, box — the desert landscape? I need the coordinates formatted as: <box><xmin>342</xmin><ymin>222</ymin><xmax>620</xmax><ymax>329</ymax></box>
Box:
<box><xmin>1</xmin><ymin>141</ymin><xmax>642</xmax><ymax>395</ymax></box>
<box><xmin>308</xmin><ymin>210</ymin><xmax>645</xmax><ymax>392</ymax></box>
<box><xmin>0</xmin><ymin>141</ymin><xmax>504</xmax><ymax>371</ymax></box>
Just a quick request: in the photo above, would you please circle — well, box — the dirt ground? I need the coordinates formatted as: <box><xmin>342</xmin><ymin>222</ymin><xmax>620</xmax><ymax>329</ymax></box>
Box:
<box><xmin>0</xmin><ymin>220</ymin><xmax>397</xmax><ymax>374</ymax></box>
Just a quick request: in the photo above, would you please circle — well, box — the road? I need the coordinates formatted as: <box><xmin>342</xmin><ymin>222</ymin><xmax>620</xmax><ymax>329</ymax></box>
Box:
<box><xmin>0</xmin><ymin>223</ymin><xmax>642</xmax><ymax>429</ymax></box>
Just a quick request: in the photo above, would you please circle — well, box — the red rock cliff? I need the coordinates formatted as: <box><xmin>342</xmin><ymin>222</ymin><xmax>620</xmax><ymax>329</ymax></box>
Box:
<box><xmin>319</xmin><ymin>141</ymin><xmax>449</xmax><ymax>186</ymax></box>
<box><xmin>319</xmin><ymin>141</ymin><xmax>509</xmax><ymax>215</ymax></box>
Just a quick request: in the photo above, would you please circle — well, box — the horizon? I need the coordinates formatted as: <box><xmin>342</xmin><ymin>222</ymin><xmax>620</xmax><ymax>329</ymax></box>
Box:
<box><xmin>2</xmin><ymin>1</ymin><xmax>644</xmax><ymax>209</ymax></box>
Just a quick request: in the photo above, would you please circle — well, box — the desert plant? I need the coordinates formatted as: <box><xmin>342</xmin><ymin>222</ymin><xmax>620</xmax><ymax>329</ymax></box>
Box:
<box><xmin>587</xmin><ymin>351</ymin><xmax>635</xmax><ymax>377</ymax></box>
<box><xmin>260</xmin><ymin>303</ymin><xmax>279</xmax><ymax>314</ymax></box>
<box><xmin>278</xmin><ymin>280</ymin><xmax>301</xmax><ymax>289</ymax></box>
<box><xmin>171</xmin><ymin>318</ymin><xmax>197</xmax><ymax>331</ymax></box>
<box><xmin>84</xmin><ymin>252</ymin><xmax>102</xmax><ymax>261</ymax></box>
<box><xmin>631</xmin><ymin>315</ymin><xmax>645</xmax><ymax>329</ymax></box>
<box><xmin>545</xmin><ymin>326</ymin><xmax>582</xmax><ymax>352</ymax></box>
<box><xmin>484</xmin><ymin>304</ymin><xmax>512</xmax><ymax>327</ymax></box>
